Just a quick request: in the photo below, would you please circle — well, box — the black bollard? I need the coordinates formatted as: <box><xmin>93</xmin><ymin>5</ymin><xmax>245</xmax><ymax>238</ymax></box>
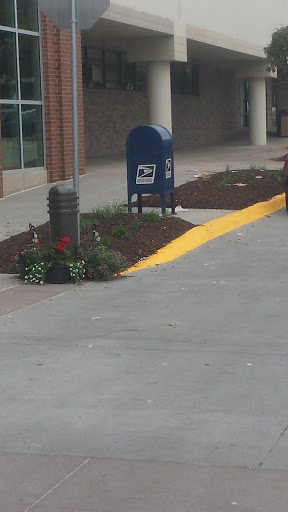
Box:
<box><xmin>48</xmin><ymin>185</ymin><xmax>79</xmax><ymax>256</ymax></box>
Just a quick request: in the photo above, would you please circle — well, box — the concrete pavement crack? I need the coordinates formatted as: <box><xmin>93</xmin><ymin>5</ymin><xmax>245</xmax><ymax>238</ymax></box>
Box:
<box><xmin>258</xmin><ymin>424</ymin><xmax>288</xmax><ymax>468</ymax></box>
<box><xmin>23</xmin><ymin>457</ymin><xmax>91</xmax><ymax>512</ymax></box>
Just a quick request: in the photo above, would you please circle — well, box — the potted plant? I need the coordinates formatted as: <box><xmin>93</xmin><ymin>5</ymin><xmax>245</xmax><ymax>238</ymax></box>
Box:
<box><xmin>12</xmin><ymin>237</ymin><xmax>85</xmax><ymax>284</ymax></box>
<box><xmin>43</xmin><ymin>237</ymin><xmax>73</xmax><ymax>284</ymax></box>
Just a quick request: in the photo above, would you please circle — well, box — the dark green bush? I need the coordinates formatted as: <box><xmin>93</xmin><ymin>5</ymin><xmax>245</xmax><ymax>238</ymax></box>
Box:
<box><xmin>83</xmin><ymin>246</ymin><xmax>128</xmax><ymax>280</ymax></box>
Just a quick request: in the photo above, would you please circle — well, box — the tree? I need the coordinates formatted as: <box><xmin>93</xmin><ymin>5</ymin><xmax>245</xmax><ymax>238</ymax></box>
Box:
<box><xmin>264</xmin><ymin>26</ymin><xmax>288</xmax><ymax>72</ymax></box>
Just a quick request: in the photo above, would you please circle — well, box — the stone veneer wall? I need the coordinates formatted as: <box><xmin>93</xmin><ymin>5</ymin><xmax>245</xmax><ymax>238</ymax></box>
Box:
<box><xmin>84</xmin><ymin>89</ymin><xmax>149</xmax><ymax>156</ymax></box>
<box><xmin>83</xmin><ymin>65</ymin><xmax>240</xmax><ymax>158</ymax></box>
<box><xmin>172</xmin><ymin>66</ymin><xmax>239</xmax><ymax>148</ymax></box>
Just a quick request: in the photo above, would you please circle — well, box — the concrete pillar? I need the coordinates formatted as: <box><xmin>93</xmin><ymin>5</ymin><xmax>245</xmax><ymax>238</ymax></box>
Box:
<box><xmin>248</xmin><ymin>77</ymin><xmax>267</xmax><ymax>145</ymax></box>
<box><xmin>147</xmin><ymin>61</ymin><xmax>172</xmax><ymax>134</ymax></box>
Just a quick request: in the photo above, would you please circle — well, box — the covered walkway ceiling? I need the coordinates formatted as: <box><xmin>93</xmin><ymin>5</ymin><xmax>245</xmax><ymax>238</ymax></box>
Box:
<box><xmin>187</xmin><ymin>39</ymin><xmax>265</xmax><ymax>64</ymax></box>
<box><xmin>82</xmin><ymin>18</ymin><xmax>169</xmax><ymax>44</ymax></box>
<box><xmin>82</xmin><ymin>16</ymin><xmax>266</xmax><ymax>67</ymax></box>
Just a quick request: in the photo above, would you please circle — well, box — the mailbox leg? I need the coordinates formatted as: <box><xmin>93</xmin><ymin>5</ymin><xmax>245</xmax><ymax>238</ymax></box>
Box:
<box><xmin>137</xmin><ymin>194</ymin><xmax>143</xmax><ymax>213</ymax></box>
<box><xmin>161</xmin><ymin>194</ymin><xmax>167</xmax><ymax>215</ymax></box>
<box><xmin>170</xmin><ymin>192</ymin><xmax>176</xmax><ymax>215</ymax></box>
<box><xmin>128</xmin><ymin>195</ymin><xmax>132</xmax><ymax>213</ymax></box>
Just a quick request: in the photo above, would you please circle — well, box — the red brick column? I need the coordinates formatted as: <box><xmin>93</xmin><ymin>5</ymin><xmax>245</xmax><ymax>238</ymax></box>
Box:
<box><xmin>41</xmin><ymin>15</ymin><xmax>61</xmax><ymax>182</ymax></box>
<box><xmin>41</xmin><ymin>13</ymin><xmax>85</xmax><ymax>184</ymax></box>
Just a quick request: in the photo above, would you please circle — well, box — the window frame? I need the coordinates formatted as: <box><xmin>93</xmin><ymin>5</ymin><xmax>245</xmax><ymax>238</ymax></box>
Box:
<box><xmin>82</xmin><ymin>47</ymin><xmax>146</xmax><ymax>92</ymax></box>
<box><xmin>0</xmin><ymin>0</ymin><xmax>45</xmax><ymax>173</ymax></box>
<box><xmin>171</xmin><ymin>62</ymin><xmax>200</xmax><ymax>96</ymax></box>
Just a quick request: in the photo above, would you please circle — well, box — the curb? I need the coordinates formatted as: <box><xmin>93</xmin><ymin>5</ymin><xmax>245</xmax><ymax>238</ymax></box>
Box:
<box><xmin>124</xmin><ymin>194</ymin><xmax>285</xmax><ymax>274</ymax></box>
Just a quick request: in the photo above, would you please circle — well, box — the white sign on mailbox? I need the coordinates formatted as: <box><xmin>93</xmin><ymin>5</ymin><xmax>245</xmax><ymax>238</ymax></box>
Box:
<box><xmin>166</xmin><ymin>158</ymin><xmax>172</xmax><ymax>179</ymax></box>
<box><xmin>136</xmin><ymin>164</ymin><xmax>156</xmax><ymax>184</ymax></box>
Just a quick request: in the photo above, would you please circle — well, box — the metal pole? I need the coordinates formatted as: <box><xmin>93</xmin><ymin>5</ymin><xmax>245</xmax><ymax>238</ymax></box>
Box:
<box><xmin>71</xmin><ymin>0</ymin><xmax>80</xmax><ymax>244</ymax></box>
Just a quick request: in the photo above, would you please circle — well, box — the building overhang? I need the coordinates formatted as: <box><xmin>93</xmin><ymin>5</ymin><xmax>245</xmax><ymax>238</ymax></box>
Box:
<box><xmin>187</xmin><ymin>24</ymin><xmax>266</xmax><ymax>61</ymax></box>
<box><xmin>102</xmin><ymin>2</ymin><xmax>174</xmax><ymax>36</ymax></box>
<box><xmin>82</xmin><ymin>3</ymin><xmax>186</xmax><ymax>62</ymax></box>
<box><xmin>186</xmin><ymin>26</ymin><xmax>276</xmax><ymax>76</ymax></box>
<box><xmin>81</xmin><ymin>4</ymin><xmax>275</xmax><ymax>71</ymax></box>
<box><xmin>82</xmin><ymin>1</ymin><xmax>174</xmax><ymax>44</ymax></box>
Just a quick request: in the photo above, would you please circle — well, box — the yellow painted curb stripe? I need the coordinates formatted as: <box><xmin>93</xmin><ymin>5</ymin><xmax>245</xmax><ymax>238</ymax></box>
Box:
<box><xmin>124</xmin><ymin>193</ymin><xmax>285</xmax><ymax>274</ymax></box>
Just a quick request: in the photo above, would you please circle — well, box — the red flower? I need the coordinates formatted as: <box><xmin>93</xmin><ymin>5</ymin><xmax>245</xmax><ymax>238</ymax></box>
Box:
<box><xmin>10</xmin><ymin>257</ymin><xmax>15</xmax><ymax>262</ymax></box>
<box><xmin>61</xmin><ymin>237</ymin><xmax>71</xmax><ymax>243</ymax></box>
<box><xmin>55</xmin><ymin>241</ymin><xmax>66</xmax><ymax>253</ymax></box>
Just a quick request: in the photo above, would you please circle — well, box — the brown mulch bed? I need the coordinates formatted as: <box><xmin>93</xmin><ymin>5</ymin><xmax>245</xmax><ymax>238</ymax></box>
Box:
<box><xmin>0</xmin><ymin>214</ymin><xmax>195</xmax><ymax>274</ymax></box>
<box><xmin>137</xmin><ymin>169</ymin><xmax>285</xmax><ymax>210</ymax></box>
<box><xmin>0</xmin><ymin>168</ymin><xmax>285</xmax><ymax>275</ymax></box>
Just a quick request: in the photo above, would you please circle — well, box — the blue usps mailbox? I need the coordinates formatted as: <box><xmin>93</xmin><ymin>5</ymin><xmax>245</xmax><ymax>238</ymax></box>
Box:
<box><xmin>127</xmin><ymin>125</ymin><xmax>175</xmax><ymax>214</ymax></box>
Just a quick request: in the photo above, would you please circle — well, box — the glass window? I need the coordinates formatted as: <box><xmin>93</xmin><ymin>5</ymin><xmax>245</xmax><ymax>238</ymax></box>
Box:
<box><xmin>17</xmin><ymin>0</ymin><xmax>38</xmax><ymax>32</ymax></box>
<box><xmin>105</xmin><ymin>51</ymin><xmax>121</xmax><ymax>89</ymax></box>
<box><xmin>125</xmin><ymin>63</ymin><xmax>137</xmax><ymax>90</ymax></box>
<box><xmin>0</xmin><ymin>0</ymin><xmax>15</xmax><ymax>28</ymax></box>
<box><xmin>88</xmin><ymin>48</ymin><xmax>104</xmax><ymax>88</ymax></box>
<box><xmin>0</xmin><ymin>1</ymin><xmax>44</xmax><ymax>173</ymax></box>
<box><xmin>184</xmin><ymin>64</ymin><xmax>192</xmax><ymax>92</ymax></box>
<box><xmin>135</xmin><ymin>63</ymin><xmax>146</xmax><ymax>91</ymax></box>
<box><xmin>119</xmin><ymin>54</ymin><xmax>136</xmax><ymax>90</ymax></box>
<box><xmin>171</xmin><ymin>62</ymin><xmax>185</xmax><ymax>94</ymax></box>
<box><xmin>83</xmin><ymin>48</ymin><xmax>147</xmax><ymax>91</ymax></box>
<box><xmin>0</xmin><ymin>31</ymin><xmax>18</xmax><ymax>99</ymax></box>
<box><xmin>19</xmin><ymin>34</ymin><xmax>41</xmax><ymax>100</ymax></box>
<box><xmin>171</xmin><ymin>62</ymin><xmax>199</xmax><ymax>95</ymax></box>
<box><xmin>0</xmin><ymin>104</ymin><xmax>21</xmax><ymax>170</ymax></box>
<box><xmin>22</xmin><ymin>105</ymin><xmax>44</xmax><ymax>168</ymax></box>
<box><xmin>191</xmin><ymin>64</ymin><xmax>199</xmax><ymax>96</ymax></box>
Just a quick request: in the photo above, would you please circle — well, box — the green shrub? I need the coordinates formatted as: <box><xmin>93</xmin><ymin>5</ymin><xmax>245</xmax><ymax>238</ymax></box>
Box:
<box><xmin>268</xmin><ymin>169</ymin><xmax>283</xmax><ymax>181</ymax></box>
<box><xmin>132</xmin><ymin>217</ymin><xmax>141</xmax><ymax>230</ymax></box>
<box><xmin>91</xmin><ymin>203</ymin><xmax>127</xmax><ymax>223</ymax></box>
<box><xmin>145</xmin><ymin>211</ymin><xmax>160</xmax><ymax>222</ymax></box>
<box><xmin>99</xmin><ymin>234</ymin><xmax>112</xmax><ymax>248</ymax></box>
<box><xmin>80</xmin><ymin>215</ymin><xmax>94</xmax><ymax>231</ymax></box>
<box><xmin>236</xmin><ymin>169</ymin><xmax>254</xmax><ymax>183</ymax></box>
<box><xmin>217</xmin><ymin>170</ymin><xmax>232</xmax><ymax>187</ymax></box>
<box><xmin>83</xmin><ymin>246</ymin><xmax>128</xmax><ymax>280</ymax></box>
<box><xmin>217</xmin><ymin>168</ymin><xmax>257</xmax><ymax>187</ymax></box>
<box><xmin>111</xmin><ymin>225</ymin><xmax>130</xmax><ymax>240</ymax></box>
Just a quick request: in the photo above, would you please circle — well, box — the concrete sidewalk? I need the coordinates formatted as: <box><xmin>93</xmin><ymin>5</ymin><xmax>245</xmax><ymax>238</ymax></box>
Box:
<box><xmin>1</xmin><ymin>209</ymin><xmax>288</xmax><ymax>510</ymax></box>
<box><xmin>1</xmin><ymin>135</ymin><xmax>288</xmax><ymax>511</ymax></box>
<box><xmin>2</xmin><ymin>454</ymin><xmax>288</xmax><ymax>512</ymax></box>
<box><xmin>0</xmin><ymin>134</ymin><xmax>286</xmax><ymax>240</ymax></box>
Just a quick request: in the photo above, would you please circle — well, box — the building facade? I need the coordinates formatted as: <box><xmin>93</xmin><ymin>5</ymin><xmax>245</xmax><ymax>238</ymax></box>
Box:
<box><xmin>0</xmin><ymin>0</ymin><xmax>287</xmax><ymax>197</ymax></box>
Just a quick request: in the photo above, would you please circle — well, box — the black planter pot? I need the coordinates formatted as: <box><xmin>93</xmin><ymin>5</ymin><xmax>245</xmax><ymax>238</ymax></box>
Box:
<box><xmin>46</xmin><ymin>266</ymin><xmax>70</xmax><ymax>284</ymax></box>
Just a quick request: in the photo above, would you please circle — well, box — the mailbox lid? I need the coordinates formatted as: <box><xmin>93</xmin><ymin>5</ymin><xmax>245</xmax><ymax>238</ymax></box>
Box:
<box><xmin>126</xmin><ymin>125</ymin><xmax>173</xmax><ymax>156</ymax></box>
